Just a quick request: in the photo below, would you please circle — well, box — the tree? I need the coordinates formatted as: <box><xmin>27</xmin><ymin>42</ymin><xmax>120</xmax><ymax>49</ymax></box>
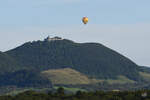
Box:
<box><xmin>57</xmin><ymin>87</ymin><xmax>65</xmax><ymax>97</ymax></box>
<box><xmin>75</xmin><ymin>91</ymin><xmax>83</xmax><ymax>98</ymax></box>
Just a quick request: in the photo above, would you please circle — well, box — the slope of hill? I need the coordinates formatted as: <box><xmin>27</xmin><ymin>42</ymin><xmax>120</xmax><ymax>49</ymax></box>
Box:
<box><xmin>41</xmin><ymin>68</ymin><xmax>136</xmax><ymax>85</ymax></box>
<box><xmin>0</xmin><ymin>52</ymin><xmax>20</xmax><ymax>74</ymax></box>
<box><xmin>6</xmin><ymin>37</ymin><xmax>141</xmax><ymax>81</ymax></box>
<box><xmin>0</xmin><ymin>69</ymin><xmax>52</xmax><ymax>88</ymax></box>
<box><xmin>41</xmin><ymin>68</ymin><xmax>102</xmax><ymax>85</ymax></box>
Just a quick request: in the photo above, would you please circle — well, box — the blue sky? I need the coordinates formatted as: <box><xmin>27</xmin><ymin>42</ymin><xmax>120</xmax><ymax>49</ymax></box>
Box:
<box><xmin>0</xmin><ymin>0</ymin><xmax>150</xmax><ymax>66</ymax></box>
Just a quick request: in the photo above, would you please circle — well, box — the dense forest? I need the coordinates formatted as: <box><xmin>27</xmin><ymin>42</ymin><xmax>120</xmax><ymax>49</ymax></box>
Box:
<box><xmin>0</xmin><ymin>52</ymin><xmax>20</xmax><ymax>74</ymax></box>
<box><xmin>6</xmin><ymin>38</ymin><xmax>141</xmax><ymax>80</ymax></box>
<box><xmin>0</xmin><ymin>69</ymin><xmax>52</xmax><ymax>87</ymax></box>
<box><xmin>0</xmin><ymin>87</ymin><xmax>150</xmax><ymax>100</ymax></box>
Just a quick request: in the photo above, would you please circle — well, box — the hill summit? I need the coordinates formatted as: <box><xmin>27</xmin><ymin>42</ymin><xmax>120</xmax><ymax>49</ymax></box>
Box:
<box><xmin>6</xmin><ymin>36</ymin><xmax>141</xmax><ymax>81</ymax></box>
<box><xmin>44</xmin><ymin>36</ymin><xmax>63</xmax><ymax>42</ymax></box>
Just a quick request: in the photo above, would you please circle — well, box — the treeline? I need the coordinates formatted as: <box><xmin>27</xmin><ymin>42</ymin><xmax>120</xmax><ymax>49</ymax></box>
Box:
<box><xmin>0</xmin><ymin>69</ymin><xmax>52</xmax><ymax>87</ymax></box>
<box><xmin>1</xmin><ymin>87</ymin><xmax>150</xmax><ymax>100</ymax></box>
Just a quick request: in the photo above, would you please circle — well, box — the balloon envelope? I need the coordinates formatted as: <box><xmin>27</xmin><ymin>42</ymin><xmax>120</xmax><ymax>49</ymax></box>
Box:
<box><xmin>82</xmin><ymin>17</ymin><xmax>88</xmax><ymax>24</ymax></box>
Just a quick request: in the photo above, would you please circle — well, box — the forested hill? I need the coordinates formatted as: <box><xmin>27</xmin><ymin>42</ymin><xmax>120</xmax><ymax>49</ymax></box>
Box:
<box><xmin>0</xmin><ymin>52</ymin><xmax>20</xmax><ymax>74</ymax></box>
<box><xmin>5</xmin><ymin>37</ymin><xmax>141</xmax><ymax>81</ymax></box>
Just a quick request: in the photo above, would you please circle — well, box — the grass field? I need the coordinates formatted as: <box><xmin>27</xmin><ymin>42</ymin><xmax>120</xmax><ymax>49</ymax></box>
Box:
<box><xmin>41</xmin><ymin>68</ymin><xmax>136</xmax><ymax>85</ymax></box>
<box><xmin>139</xmin><ymin>72</ymin><xmax>150</xmax><ymax>82</ymax></box>
<box><xmin>5</xmin><ymin>88</ymin><xmax>52</xmax><ymax>96</ymax></box>
<box><xmin>41</xmin><ymin>68</ymin><xmax>101</xmax><ymax>85</ymax></box>
<box><xmin>106</xmin><ymin>75</ymin><xmax>135</xmax><ymax>84</ymax></box>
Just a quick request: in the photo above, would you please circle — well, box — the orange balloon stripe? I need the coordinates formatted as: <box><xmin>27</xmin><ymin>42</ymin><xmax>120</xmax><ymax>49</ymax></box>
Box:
<box><xmin>82</xmin><ymin>17</ymin><xmax>88</xmax><ymax>24</ymax></box>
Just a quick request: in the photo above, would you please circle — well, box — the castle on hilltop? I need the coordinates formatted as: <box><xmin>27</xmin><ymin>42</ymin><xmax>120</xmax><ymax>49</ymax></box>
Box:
<box><xmin>44</xmin><ymin>36</ymin><xmax>63</xmax><ymax>41</ymax></box>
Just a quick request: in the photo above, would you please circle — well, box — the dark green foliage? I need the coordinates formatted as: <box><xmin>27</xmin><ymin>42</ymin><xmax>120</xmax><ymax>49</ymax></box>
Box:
<box><xmin>0</xmin><ymin>69</ymin><xmax>52</xmax><ymax>87</ymax></box>
<box><xmin>56</xmin><ymin>87</ymin><xmax>65</xmax><ymax>96</ymax></box>
<box><xmin>0</xmin><ymin>51</ymin><xmax>52</xmax><ymax>88</ymax></box>
<box><xmin>6</xmin><ymin>39</ymin><xmax>141</xmax><ymax>81</ymax></box>
<box><xmin>138</xmin><ymin>66</ymin><xmax>150</xmax><ymax>73</ymax></box>
<box><xmin>0</xmin><ymin>52</ymin><xmax>20</xmax><ymax>74</ymax></box>
<box><xmin>1</xmin><ymin>89</ymin><xmax>150</xmax><ymax>100</ymax></box>
<box><xmin>0</xmin><ymin>95</ymin><xmax>13</xmax><ymax>100</ymax></box>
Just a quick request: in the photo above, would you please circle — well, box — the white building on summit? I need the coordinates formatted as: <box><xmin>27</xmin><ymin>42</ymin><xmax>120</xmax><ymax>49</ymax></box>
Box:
<box><xmin>44</xmin><ymin>36</ymin><xmax>63</xmax><ymax>41</ymax></box>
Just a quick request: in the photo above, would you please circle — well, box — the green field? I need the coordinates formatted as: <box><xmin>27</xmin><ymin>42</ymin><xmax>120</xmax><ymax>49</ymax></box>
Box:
<box><xmin>5</xmin><ymin>88</ymin><xmax>52</xmax><ymax>96</ymax></box>
<box><xmin>41</xmin><ymin>68</ymin><xmax>102</xmax><ymax>85</ymax></box>
<box><xmin>140</xmin><ymin>72</ymin><xmax>150</xmax><ymax>82</ymax></box>
<box><xmin>54</xmin><ymin>86</ymin><xmax>86</xmax><ymax>93</ymax></box>
<box><xmin>106</xmin><ymin>76</ymin><xmax>135</xmax><ymax>84</ymax></box>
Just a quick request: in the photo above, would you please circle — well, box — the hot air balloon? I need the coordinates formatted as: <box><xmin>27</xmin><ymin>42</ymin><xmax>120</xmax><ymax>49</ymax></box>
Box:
<box><xmin>82</xmin><ymin>17</ymin><xmax>88</xmax><ymax>24</ymax></box>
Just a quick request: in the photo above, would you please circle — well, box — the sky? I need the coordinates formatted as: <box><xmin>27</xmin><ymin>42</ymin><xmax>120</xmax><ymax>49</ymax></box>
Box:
<box><xmin>0</xmin><ymin>0</ymin><xmax>150</xmax><ymax>66</ymax></box>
